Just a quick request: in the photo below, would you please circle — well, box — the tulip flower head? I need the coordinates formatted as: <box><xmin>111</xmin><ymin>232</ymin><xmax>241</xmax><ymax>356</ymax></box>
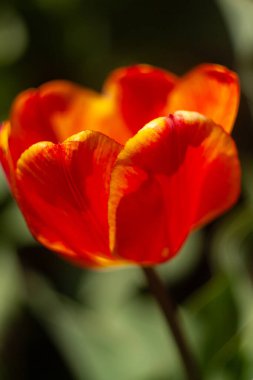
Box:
<box><xmin>0</xmin><ymin>64</ymin><xmax>241</xmax><ymax>268</ymax></box>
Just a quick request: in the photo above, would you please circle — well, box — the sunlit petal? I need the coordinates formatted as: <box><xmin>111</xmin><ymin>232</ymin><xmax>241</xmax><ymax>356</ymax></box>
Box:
<box><xmin>15</xmin><ymin>130</ymin><xmax>124</xmax><ymax>267</ymax></box>
<box><xmin>104</xmin><ymin>64</ymin><xmax>178</xmax><ymax>135</ymax></box>
<box><xmin>109</xmin><ymin>111</ymin><xmax>240</xmax><ymax>264</ymax></box>
<box><xmin>0</xmin><ymin>122</ymin><xmax>15</xmax><ymax>186</ymax></box>
<box><xmin>167</xmin><ymin>64</ymin><xmax>240</xmax><ymax>133</ymax></box>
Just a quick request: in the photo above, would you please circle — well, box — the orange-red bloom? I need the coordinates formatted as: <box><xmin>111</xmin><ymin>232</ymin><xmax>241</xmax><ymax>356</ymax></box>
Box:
<box><xmin>0</xmin><ymin>64</ymin><xmax>241</xmax><ymax>268</ymax></box>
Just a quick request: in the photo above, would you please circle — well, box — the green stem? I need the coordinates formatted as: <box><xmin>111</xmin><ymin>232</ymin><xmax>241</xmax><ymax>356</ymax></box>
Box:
<box><xmin>142</xmin><ymin>267</ymin><xmax>201</xmax><ymax>380</ymax></box>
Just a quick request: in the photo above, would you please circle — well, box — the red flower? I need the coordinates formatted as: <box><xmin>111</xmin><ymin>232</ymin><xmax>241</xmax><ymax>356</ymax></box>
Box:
<box><xmin>0</xmin><ymin>64</ymin><xmax>241</xmax><ymax>268</ymax></box>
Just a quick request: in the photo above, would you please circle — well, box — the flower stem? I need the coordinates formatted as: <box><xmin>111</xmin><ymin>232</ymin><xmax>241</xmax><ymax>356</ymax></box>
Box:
<box><xmin>142</xmin><ymin>266</ymin><xmax>201</xmax><ymax>380</ymax></box>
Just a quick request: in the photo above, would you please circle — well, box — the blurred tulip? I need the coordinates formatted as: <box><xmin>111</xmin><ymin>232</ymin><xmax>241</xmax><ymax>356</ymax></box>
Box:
<box><xmin>0</xmin><ymin>64</ymin><xmax>241</xmax><ymax>267</ymax></box>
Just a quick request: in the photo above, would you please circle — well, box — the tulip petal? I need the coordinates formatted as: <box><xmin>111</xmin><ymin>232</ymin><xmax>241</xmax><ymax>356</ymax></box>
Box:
<box><xmin>167</xmin><ymin>64</ymin><xmax>240</xmax><ymax>133</ymax></box>
<box><xmin>9</xmin><ymin>80</ymin><xmax>132</xmax><ymax>165</ymax></box>
<box><xmin>0</xmin><ymin>122</ymin><xmax>14</xmax><ymax>185</ymax></box>
<box><xmin>15</xmin><ymin>130</ymin><xmax>124</xmax><ymax>267</ymax></box>
<box><xmin>8</xmin><ymin>81</ymin><xmax>97</xmax><ymax>166</ymax></box>
<box><xmin>109</xmin><ymin>111</ymin><xmax>241</xmax><ymax>264</ymax></box>
<box><xmin>104</xmin><ymin>64</ymin><xmax>178</xmax><ymax>135</ymax></box>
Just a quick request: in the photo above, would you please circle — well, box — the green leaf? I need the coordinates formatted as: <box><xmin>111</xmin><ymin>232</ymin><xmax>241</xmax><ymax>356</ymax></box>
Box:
<box><xmin>27</xmin><ymin>271</ymin><xmax>185</xmax><ymax>380</ymax></box>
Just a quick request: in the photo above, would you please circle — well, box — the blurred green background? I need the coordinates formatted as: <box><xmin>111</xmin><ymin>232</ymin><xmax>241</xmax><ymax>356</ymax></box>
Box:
<box><xmin>0</xmin><ymin>0</ymin><xmax>253</xmax><ymax>379</ymax></box>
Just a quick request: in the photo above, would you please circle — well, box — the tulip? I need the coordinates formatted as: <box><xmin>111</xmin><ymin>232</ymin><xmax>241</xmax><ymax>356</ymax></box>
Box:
<box><xmin>0</xmin><ymin>64</ymin><xmax>241</xmax><ymax>268</ymax></box>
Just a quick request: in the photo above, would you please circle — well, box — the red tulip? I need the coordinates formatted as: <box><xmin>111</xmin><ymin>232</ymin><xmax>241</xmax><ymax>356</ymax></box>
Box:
<box><xmin>0</xmin><ymin>64</ymin><xmax>241</xmax><ymax>268</ymax></box>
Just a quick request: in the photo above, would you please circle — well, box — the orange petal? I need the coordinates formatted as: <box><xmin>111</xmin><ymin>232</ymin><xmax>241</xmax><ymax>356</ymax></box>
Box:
<box><xmin>104</xmin><ymin>64</ymin><xmax>178</xmax><ymax>136</ymax></box>
<box><xmin>9</xmin><ymin>80</ymin><xmax>132</xmax><ymax>165</ymax></box>
<box><xmin>9</xmin><ymin>81</ymin><xmax>96</xmax><ymax>166</ymax></box>
<box><xmin>109</xmin><ymin>111</ymin><xmax>241</xmax><ymax>265</ymax></box>
<box><xmin>35</xmin><ymin>81</ymin><xmax>129</xmax><ymax>143</ymax></box>
<box><xmin>0</xmin><ymin>122</ymin><xmax>14</xmax><ymax>184</ymax></box>
<box><xmin>15</xmin><ymin>130</ymin><xmax>124</xmax><ymax>268</ymax></box>
<box><xmin>167</xmin><ymin>64</ymin><xmax>240</xmax><ymax>133</ymax></box>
